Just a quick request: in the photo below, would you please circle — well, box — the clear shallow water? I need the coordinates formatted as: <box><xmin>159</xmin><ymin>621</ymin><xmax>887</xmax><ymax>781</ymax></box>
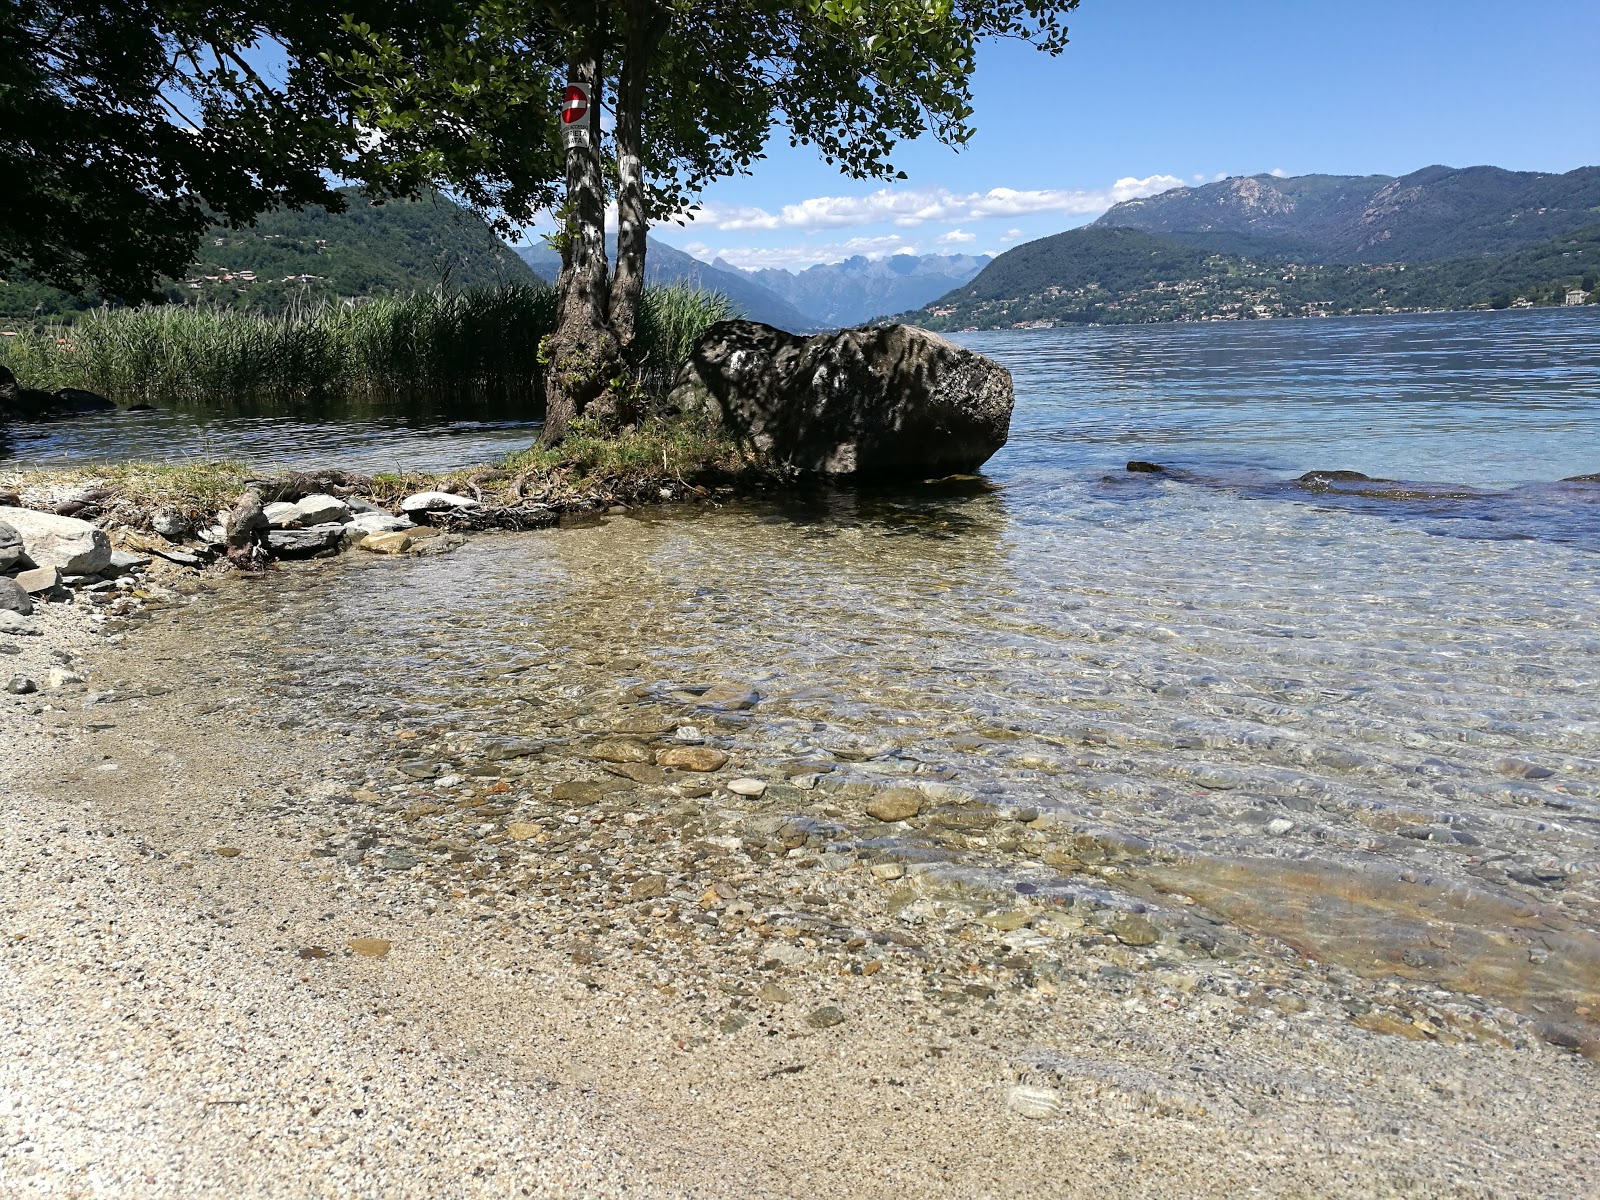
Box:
<box><xmin>0</xmin><ymin>403</ymin><xmax>542</xmax><ymax>473</ymax></box>
<box><xmin>128</xmin><ymin>308</ymin><xmax>1600</xmax><ymax>1040</ymax></box>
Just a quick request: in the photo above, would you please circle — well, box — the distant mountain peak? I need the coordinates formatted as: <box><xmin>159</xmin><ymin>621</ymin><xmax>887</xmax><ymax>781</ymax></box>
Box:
<box><xmin>1094</xmin><ymin>165</ymin><xmax>1600</xmax><ymax>263</ymax></box>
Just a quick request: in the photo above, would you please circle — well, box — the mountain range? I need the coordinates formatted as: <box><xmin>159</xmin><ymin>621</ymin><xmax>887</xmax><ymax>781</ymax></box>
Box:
<box><xmin>512</xmin><ymin>240</ymin><xmax>986</xmax><ymax>330</ymax></box>
<box><xmin>912</xmin><ymin>165</ymin><xmax>1600</xmax><ymax>329</ymax></box>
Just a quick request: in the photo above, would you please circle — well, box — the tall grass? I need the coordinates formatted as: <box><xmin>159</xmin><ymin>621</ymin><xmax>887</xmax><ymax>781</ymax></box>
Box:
<box><xmin>0</xmin><ymin>283</ymin><xmax>733</xmax><ymax>414</ymax></box>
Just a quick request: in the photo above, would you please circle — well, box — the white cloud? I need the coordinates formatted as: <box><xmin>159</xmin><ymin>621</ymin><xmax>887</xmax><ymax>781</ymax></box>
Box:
<box><xmin>681</xmin><ymin>174</ymin><xmax>1187</xmax><ymax>234</ymax></box>
<box><xmin>685</xmin><ymin>234</ymin><xmax>927</xmax><ymax>271</ymax></box>
<box><xmin>1268</xmin><ymin>167</ymin><xmax>1289</xmax><ymax>178</ymax></box>
<box><xmin>936</xmin><ymin>228</ymin><xmax>977</xmax><ymax>245</ymax></box>
<box><xmin>999</xmin><ymin>228</ymin><xmax>1026</xmax><ymax>244</ymax></box>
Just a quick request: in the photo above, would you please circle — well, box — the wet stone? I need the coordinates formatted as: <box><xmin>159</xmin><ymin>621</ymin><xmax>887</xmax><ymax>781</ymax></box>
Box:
<box><xmin>1111</xmin><ymin>913</ymin><xmax>1159</xmax><ymax>947</ymax></box>
<box><xmin>657</xmin><ymin>746</ymin><xmax>729</xmax><ymax>772</ymax></box>
<box><xmin>866</xmin><ymin>787</ymin><xmax>923</xmax><ymax>822</ymax></box>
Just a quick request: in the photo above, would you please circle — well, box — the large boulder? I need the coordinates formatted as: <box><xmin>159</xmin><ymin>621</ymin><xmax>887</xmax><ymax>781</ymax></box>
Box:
<box><xmin>667</xmin><ymin>321</ymin><xmax>1014</xmax><ymax>478</ymax></box>
<box><xmin>0</xmin><ymin>520</ymin><xmax>22</xmax><ymax>572</ymax></box>
<box><xmin>0</xmin><ymin>506</ymin><xmax>112</xmax><ymax>575</ymax></box>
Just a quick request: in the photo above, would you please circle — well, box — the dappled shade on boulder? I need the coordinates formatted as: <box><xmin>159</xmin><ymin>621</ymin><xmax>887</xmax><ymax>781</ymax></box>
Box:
<box><xmin>668</xmin><ymin>321</ymin><xmax>1013</xmax><ymax>479</ymax></box>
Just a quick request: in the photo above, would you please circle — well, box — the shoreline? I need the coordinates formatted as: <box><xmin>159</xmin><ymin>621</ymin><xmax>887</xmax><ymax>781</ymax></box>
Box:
<box><xmin>3</xmin><ymin>526</ymin><xmax>1599</xmax><ymax>1197</ymax></box>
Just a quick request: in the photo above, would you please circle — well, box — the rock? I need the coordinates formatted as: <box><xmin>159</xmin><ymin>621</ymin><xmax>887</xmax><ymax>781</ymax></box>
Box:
<box><xmin>1297</xmin><ymin>469</ymin><xmax>1378</xmax><ymax>488</ymax></box>
<box><xmin>410</xmin><ymin>532</ymin><xmax>468</xmax><ymax>556</ymax></box>
<box><xmin>1561</xmin><ymin>472</ymin><xmax>1600</xmax><ymax>483</ymax></box>
<box><xmin>47</xmin><ymin>666</ymin><xmax>84</xmax><ymax>688</ymax></box>
<box><xmin>870</xmin><ymin>863</ymin><xmax>905</xmax><ymax>880</ymax></box>
<box><xmin>1126</xmin><ymin>461</ymin><xmax>1166</xmax><ymax>473</ymax></box>
<box><xmin>348</xmin><ymin>937</ymin><xmax>392</xmax><ymax>958</ymax></box>
<box><xmin>1266</xmin><ymin>817</ymin><xmax>1295</xmax><ymax>836</ymax></box>
<box><xmin>669</xmin><ymin>321</ymin><xmax>1013</xmax><ymax>478</ymax></box>
<box><xmin>14</xmin><ymin>569</ymin><xmax>58</xmax><ymax>598</ymax></box>
<box><xmin>52</xmin><ymin>387</ymin><xmax>117</xmax><ymax>414</ymax></box>
<box><xmin>105</xmin><ymin>550</ymin><xmax>150</xmax><ymax>574</ymax></box>
<box><xmin>266</xmin><ymin>525</ymin><xmax>345</xmax><ymax>557</ymax></box>
<box><xmin>551</xmin><ymin>781</ymin><xmax>607</xmax><ymax>806</ymax></box>
<box><xmin>866</xmin><ymin>786</ymin><xmax>924</xmax><ymax>822</ymax></box>
<box><xmin>225</xmin><ymin>489</ymin><xmax>270</xmax><ymax>551</ymax></box>
<box><xmin>349</xmin><ymin>510</ymin><xmax>414</xmax><ymax>535</ymax></box>
<box><xmin>0</xmin><ymin>507</ymin><xmax>112</xmax><ymax>574</ymax></box>
<box><xmin>1111</xmin><ymin>913</ymin><xmax>1159</xmax><ymax>947</ymax></box>
<box><xmin>507</xmin><ymin>823</ymin><xmax>541</xmax><ymax>841</ymax></box>
<box><xmin>1006</xmin><ymin>1084</ymin><xmax>1062</xmax><ymax>1119</ymax></box>
<box><xmin>657</xmin><ymin>746</ymin><xmax>729</xmax><ymax>772</ymax></box>
<box><xmin>757</xmin><ymin>983</ymin><xmax>791</xmax><ymax>1004</ymax></box>
<box><xmin>7</xmin><ymin>675</ymin><xmax>38</xmax><ymax>695</ymax></box>
<box><xmin>0</xmin><ymin>521</ymin><xmax>21</xmax><ymax>571</ymax></box>
<box><xmin>805</xmin><ymin>1005</ymin><xmax>845</xmax><ymax>1029</ymax></box>
<box><xmin>148</xmin><ymin>546</ymin><xmax>203</xmax><ymax>567</ymax></box>
<box><xmin>151</xmin><ymin>511</ymin><xmax>189</xmax><ymax>540</ymax></box>
<box><xmin>400</xmin><ymin>491</ymin><xmax>480</xmax><ymax>516</ymax></box>
<box><xmin>0</xmin><ymin>611</ymin><xmax>40</xmax><ymax>636</ymax></box>
<box><xmin>265</xmin><ymin>493</ymin><xmax>351</xmax><ymax>529</ymax></box>
<box><xmin>631</xmin><ymin>875</ymin><xmax>669</xmax><ymax>901</ymax></box>
<box><xmin>0</xmin><ymin>577</ymin><xmax>32</xmax><ymax>616</ymax></box>
<box><xmin>590</xmin><ymin>739</ymin><xmax>652</xmax><ymax>763</ymax></box>
<box><xmin>726</xmin><ymin>777</ymin><xmax>767</xmax><ymax>797</ymax></box>
<box><xmin>694</xmin><ymin>681</ymin><xmax>761</xmax><ymax>711</ymax></box>
<box><xmin>358</xmin><ymin>531</ymin><xmax>413</xmax><ymax>555</ymax></box>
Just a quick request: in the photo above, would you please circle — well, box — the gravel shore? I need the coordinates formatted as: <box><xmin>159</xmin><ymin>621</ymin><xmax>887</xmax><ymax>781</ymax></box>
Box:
<box><xmin>3</xmin><ymin>571</ymin><xmax>1599</xmax><ymax>1199</ymax></box>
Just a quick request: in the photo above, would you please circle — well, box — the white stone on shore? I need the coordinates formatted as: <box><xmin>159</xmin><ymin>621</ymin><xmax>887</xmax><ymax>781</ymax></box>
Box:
<box><xmin>400</xmin><ymin>491</ymin><xmax>480</xmax><ymax>515</ymax></box>
<box><xmin>349</xmin><ymin>510</ymin><xmax>414</xmax><ymax>535</ymax></box>
<box><xmin>0</xmin><ymin>610</ymin><xmax>40</xmax><ymax>635</ymax></box>
<box><xmin>0</xmin><ymin>507</ymin><xmax>112</xmax><ymax>575</ymax></box>
<box><xmin>265</xmin><ymin>494</ymin><xmax>352</xmax><ymax>529</ymax></box>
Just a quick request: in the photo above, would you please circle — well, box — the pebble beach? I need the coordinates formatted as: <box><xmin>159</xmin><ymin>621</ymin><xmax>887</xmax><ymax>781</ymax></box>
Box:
<box><xmin>4</xmin><ymin>538</ymin><xmax>1600</xmax><ymax>1199</ymax></box>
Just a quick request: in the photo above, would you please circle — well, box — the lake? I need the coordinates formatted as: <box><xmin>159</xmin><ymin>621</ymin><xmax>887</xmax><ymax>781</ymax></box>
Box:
<box><xmin>98</xmin><ymin>306</ymin><xmax>1600</xmax><ymax>1045</ymax></box>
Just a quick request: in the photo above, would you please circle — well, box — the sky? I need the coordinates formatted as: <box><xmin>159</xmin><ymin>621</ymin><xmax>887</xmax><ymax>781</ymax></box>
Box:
<box><xmin>650</xmin><ymin>0</ymin><xmax>1600</xmax><ymax>272</ymax></box>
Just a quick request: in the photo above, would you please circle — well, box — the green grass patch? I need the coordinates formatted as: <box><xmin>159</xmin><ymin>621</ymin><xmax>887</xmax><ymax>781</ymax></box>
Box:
<box><xmin>0</xmin><ymin>284</ymin><xmax>734</xmax><ymax>412</ymax></box>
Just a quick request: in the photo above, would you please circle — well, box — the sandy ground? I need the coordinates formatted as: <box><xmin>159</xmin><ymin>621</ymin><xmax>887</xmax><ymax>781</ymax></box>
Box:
<box><xmin>3</xmin><ymin>589</ymin><xmax>1599</xmax><ymax>1199</ymax></box>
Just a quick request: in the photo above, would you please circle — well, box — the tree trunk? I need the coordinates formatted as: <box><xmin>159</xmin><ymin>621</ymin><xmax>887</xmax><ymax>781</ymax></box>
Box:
<box><xmin>608</xmin><ymin>3</ymin><xmax>668</xmax><ymax>350</ymax></box>
<box><xmin>542</xmin><ymin>20</ymin><xmax>623</xmax><ymax>446</ymax></box>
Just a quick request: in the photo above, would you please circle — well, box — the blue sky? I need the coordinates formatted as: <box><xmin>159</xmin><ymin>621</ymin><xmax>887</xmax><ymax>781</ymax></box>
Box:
<box><xmin>655</xmin><ymin>0</ymin><xmax>1600</xmax><ymax>270</ymax></box>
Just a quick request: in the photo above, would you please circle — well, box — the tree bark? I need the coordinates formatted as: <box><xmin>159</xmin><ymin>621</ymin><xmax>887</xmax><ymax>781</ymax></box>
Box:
<box><xmin>607</xmin><ymin>2</ymin><xmax>668</xmax><ymax>350</ymax></box>
<box><xmin>542</xmin><ymin>16</ymin><xmax>623</xmax><ymax>446</ymax></box>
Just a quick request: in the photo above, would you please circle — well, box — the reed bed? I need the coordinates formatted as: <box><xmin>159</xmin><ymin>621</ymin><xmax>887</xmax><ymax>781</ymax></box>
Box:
<box><xmin>0</xmin><ymin>284</ymin><xmax>734</xmax><ymax>413</ymax></box>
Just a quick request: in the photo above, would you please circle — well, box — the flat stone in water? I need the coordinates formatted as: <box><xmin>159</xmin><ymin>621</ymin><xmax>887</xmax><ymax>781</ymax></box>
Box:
<box><xmin>866</xmin><ymin>787</ymin><xmax>923</xmax><ymax>822</ymax></box>
<box><xmin>657</xmin><ymin>747</ymin><xmax>728</xmax><ymax>772</ymax></box>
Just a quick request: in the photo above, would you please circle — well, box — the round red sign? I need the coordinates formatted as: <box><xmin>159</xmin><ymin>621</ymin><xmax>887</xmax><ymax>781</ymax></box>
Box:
<box><xmin>562</xmin><ymin>85</ymin><xmax>589</xmax><ymax>125</ymax></box>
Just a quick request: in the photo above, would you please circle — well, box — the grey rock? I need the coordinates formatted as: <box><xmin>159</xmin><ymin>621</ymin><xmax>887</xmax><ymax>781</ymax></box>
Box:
<box><xmin>0</xmin><ymin>611</ymin><xmax>40</xmax><ymax>636</ymax></box>
<box><xmin>151</xmin><ymin>511</ymin><xmax>188</xmax><ymax>540</ymax></box>
<box><xmin>349</xmin><ymin>510</ymin><xmax>414</xmax><ymax>535</ymax></box>
<box><xmin>0</xmin><ymin>506</ymin><xmax>112</xmax><ymax>574</ymax></box>
<box><xmin>149</xmin><ymin>546</ymin><xmax>203</xmax><ymax>567</ymax></box>
<box><xmin>669</xmin><ymin>321</ymin><xmax>1013</xmax><ymax>477</ymax></box>
<box><xmin>106</xmin><ymin>550</ymin><xmax>150</xmax><ymax>574</ymax></box>
<box><xmin>805</xmin><ymin>1005</ymin><xmax>846</xmax><ymax>1029</ymax></box>
<box><xmin>265</xmin><ymin>493</ymin><xmax>351</xmax><ymax>529</ymax></box>
<box><xmin>400</xmin><ymin>491</ymin><xmax>480</xmax><ymax>515</ymax></box>
<box><xmin>0</xmin><ymin>577</ymin><xmax>32</xmax><ymax>616</ymax></box>
<box><xmin>0</xmin><ymin>520</ymin><xmax>22</xmax><ymax>571</ymax></box>
<box><xmin>6</xmin><ymin>675</ymin><xmax>38</xmax><ymax>695</ymax></box>
<box><xmin>267</xmin><ymin>525</ymin><xmax>345</xmax><ymax>557</ymax></box>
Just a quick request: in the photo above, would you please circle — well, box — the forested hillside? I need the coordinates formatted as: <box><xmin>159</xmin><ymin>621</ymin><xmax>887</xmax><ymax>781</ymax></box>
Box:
<box><xmin>1</xmin><ymin>190</ymin><xmax>538</xmax><ymax>323</ymax></box>
<box><xmin>912</xmin><ymin>223</ymin><xmax>1600</xmax><ymax>330</ymax></box>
